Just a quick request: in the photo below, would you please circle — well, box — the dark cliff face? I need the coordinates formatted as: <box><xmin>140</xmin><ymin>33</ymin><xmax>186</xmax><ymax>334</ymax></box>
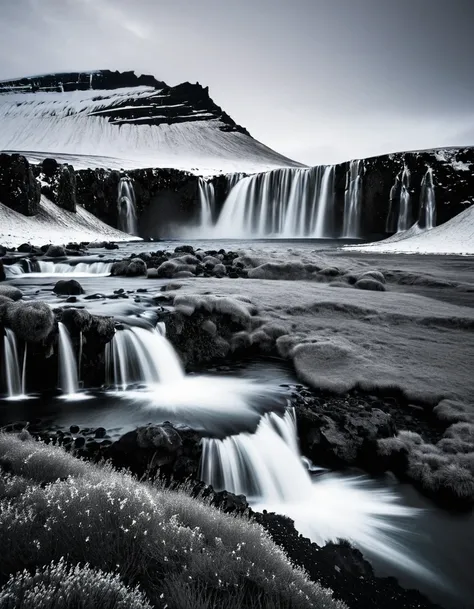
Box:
<box><xmin>360</xmin><ymin>148</ymin><xmax>474</xmax><ymax>236</ymax></box>
<box><xmin>75</xmin><ymin>166</ymin><xmax>198</xmax><ymax>237</ymax></box>
<box><xmin>0</xmin><ymin>153</ymin><xmax>41</xmax><ymax>216</ymax></box>
<box><xmin>0</xmin><ymin>70</ymin><xmax>166</xmax><ymax>93</ymax></box>
<box><xmin>0</xmin><ymin>146</ymin><xmax>473</xmax><ymax>240</ymax></box>
<box><xmin>0</xmin><ymin>70</ymin><xmax>249</xmax><ymax>136</ymax></box>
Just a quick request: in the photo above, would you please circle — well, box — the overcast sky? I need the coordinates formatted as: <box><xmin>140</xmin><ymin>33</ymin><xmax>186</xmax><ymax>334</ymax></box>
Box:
<box><xmin>1</xmin><ymin>0</ymin><xmax>473</xmax><ymax>165</ymax></box>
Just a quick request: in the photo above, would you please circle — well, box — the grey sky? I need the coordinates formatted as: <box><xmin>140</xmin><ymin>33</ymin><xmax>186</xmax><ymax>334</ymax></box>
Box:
<box><xmin>0</xmin><ymin>0</ymin><xmax>473</xmax><ymax>165</ymax></box>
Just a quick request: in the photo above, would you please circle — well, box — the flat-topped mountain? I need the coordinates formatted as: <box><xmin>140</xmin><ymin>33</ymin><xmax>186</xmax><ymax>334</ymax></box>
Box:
<box><xmin>0</xmin><ymin>70</ymin><xmax>302</xmax><ymax>174</ymax></box>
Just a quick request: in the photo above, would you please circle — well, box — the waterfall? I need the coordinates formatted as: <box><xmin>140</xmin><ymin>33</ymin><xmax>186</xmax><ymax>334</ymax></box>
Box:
<box><xmin>58</xmin><ymin>322</ymin><xmax>79</xmax><ymax>396</ymax></box>
<box><xmin>397</xmin><ymin>165</ymin><xmax>412</xmax><ymax>232</ymax></box>
<box><xmin>5</xmin><ymin>261</ymin><xmax>113</xmax><ymax>277</ymax></box>
<box><xmin>200</xmin><ymin>408</ymin><xmax>430</xmax><ymax>578</ymax></box>
<box><xmin>105</xmin><ymin>325</ymin><xmax>183</xmax><ymax>389</ymax></box>
<box><xmin>312</xmin><ymin>165</ymin><xmax>335</xmax><ymax>237</ymax></box>
<box><xmin>419</xmin><ymin>167</ymin><xmax>436</xmax><ymax>230</ymax></box>
<box><xmin>201</xmin><ymin>409</ymin><xmax>309</xmax><ymax>501</ymax></box>
<box><xmin>386</xmin><ymin>171</ymin><xmax>401</xmax><ymax>233</ymax></box>
<box><xmin>214</xmin><ymin>167</ymin><xmax>336</xmax><ymax>238</ymax></box>
<box><xmin>21</xmin><ymin>343</ymin><xmax>27</xmax><ymax>396</ymax></box>
<box><xmin>3</xmin><ymin>329</ymin><xmax>23</xmax><ymax>399</ymax></box>
<box><xmin>342</xmin><ymin>160</ymin><xmax>363</xmax><ymax>238</ymax></box>
<box><xmin>198</xmin><ymin>178</ymin><xmax>215</xmax><ymax>230</ymax></box>
<box><xmin>117</xmin><ymin>177</ymin><xmax>138</xmax><ymax>235</ymax></box>
<box><xmin>38</xmin><ymin>261</ymin><xmax>114</xmax><ymax>275</ymax></box>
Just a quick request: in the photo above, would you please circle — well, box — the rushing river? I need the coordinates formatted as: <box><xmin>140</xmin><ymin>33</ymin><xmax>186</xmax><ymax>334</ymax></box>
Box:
<box><xmin>1</xmin><ymin>242</ymin><xmax>473</xmax><ymax>609</ymax></box>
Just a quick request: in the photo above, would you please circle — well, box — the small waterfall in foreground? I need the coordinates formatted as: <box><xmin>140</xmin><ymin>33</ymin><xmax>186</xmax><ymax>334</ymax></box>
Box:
<box><xmin>117</xmin><ymin>177</ymin><xmax>138</xmax><ymax>235</ymax></box>
<box><xmin>397</xmin><ymin>165</ymin><xmax>412</xmax><ymax>232</ymax></box>
<box><xmin>105</xmin><ymin>325</ymin><xmax>183</xmax><ymax>389</ymax></box>
<box><xmin>201</xmin><ymin>409</ymin><xmax>309</xmax><ymax>501</ymax></box>
<box><xmin>200</xmin><ymin>408</ymin><xmax>430</xmax><ymax>578</ymax></box>
<box><xmin>419</xmin><ymin>167</ymin><xmax>436</xmax><ymax>230</ymax></box>
<box><xmin>58</xmin><ymin>322</ymin><xmax>79</xmax><ymax>396</ymax></box>
<box><xmin>3</xmin><ymin>329</ymin><xmax>23</xmax><ymax>398</ymax></box>
<box><xmin>342</xmin><ymin>160</ymin><xmax>363</xmax><ymax>238</ymax></box>
<box><xmin>214</xmin><ymin>166</ymin><xmax>335</xmax><ymax>238</ymax></box>
<box><xmin>198</xmin><ymin>178</ymin><xmax>215</xmax><ymax>230</ymax></box>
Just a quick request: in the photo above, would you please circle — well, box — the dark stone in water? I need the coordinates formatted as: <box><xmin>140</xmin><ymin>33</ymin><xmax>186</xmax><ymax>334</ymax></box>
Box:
<box><xmin>66</xmin><ymin>296</ymin><xmax>78</xmax><ymax>303</ymax></box>
<box><xmin>53</xmin><ymin>279</ymin><xmax>84</xmax><ymax>296</ymax></box>
<box><xmin>175</xmin><ymin>245</ymin><xmax>195</xmax><ymax>255</ymax></box>
<box><xmin>45</xmin><ymin>245</ymin><xmax>66</xmax><ymax>258</ymax></box>
<box><xmin>94</xmin><ymin>427</ymin><xmax>107</xmax><ymax>439</ymax></box>
<box><xmin>104</xmin><ymin>242</ymin><xmax>119</xmax><ymax>250</ymax></box>
<box><xmin>84</xmin><ymin>293</ymin><xmax>105</xmax><ymax>300</ymax></box>
<box><xmin>17</xmin><ymin>243</ymin><xmax>33</xmax><ymax>253</ymax></box>
<box><xmin>69</xmin><ymin>425</ymin><xmax>80</xmax><ymax>434</ymax></box>
<box><xmin>74</xmin><ymin>436</ymin><xmax>86</xmax><ymax>449</ymax></box>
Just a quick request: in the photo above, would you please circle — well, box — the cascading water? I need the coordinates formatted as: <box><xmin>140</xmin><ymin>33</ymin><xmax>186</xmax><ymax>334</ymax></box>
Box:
<box><xmin>198</xmin><ymin>178</ymin><xmax>215</xmax><ymax>230</ymax></box>
<box><xmin>3</xmin><ymin>329</ymin><xmax>23</xmax><ymax>399</ymax></box>
<box><xmin>117</xmin><ymin>177</ymin><xmax>138</xmax><ymax>235</ymax></box>
<box><xmin>397</xmin><ymin>165</ymin><xmax>412</xmax><ymax>232</ymax></box>
<box><xmin>38</xmin><ymin>261</ymin><xmax>114</xmax><ymax>275</ymax></box>
<box><xmin>419</xmin><ymin>167</ymin><xmax>436</xmax><ymax>230</ymax></box>
<box><xmin>214</xmin><ymin>166</ymin><xmax>336</xmax><ymax>238</ymax></box>
<box><xmin>5</xmin><ymin>261</ymin><xmax>113</xmax><ymax>277</ymax></box>
<box><xmin>386</xmin><ymin>171</ymin><xmax>401</xmax><ymax>233</ymax></box>
<box><xmin>58</xmin><ymin>322</ymin><xmax>80</xmax><ymax>397</ymax></box>
<box><xmin>342</xmin><ymin>159</ymin><xmax>363</xmax><ymax>238</ymax></box>
<box><xmin>200</xmin><ymin>408</ymin><xmax>431</xmax><ymax>579</ymax></box>
<box><xmin>105</xmin><ymin>325</ymin><xmax>183</xmax><ymax>389</ymax></box>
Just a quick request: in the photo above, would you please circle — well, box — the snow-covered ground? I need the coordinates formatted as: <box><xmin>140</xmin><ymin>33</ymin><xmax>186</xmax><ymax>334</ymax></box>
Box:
<box><xmin>0</xmin><ymin>86</ymin><xmax>302</xmax><ymax>175</ymax></box>
<box><xmin>0</xmin><ymin>195</ymin><xmax>140</xmax><ymax>247</ymax></box>
<box><xmin>345</xmin><ymin>205</ymin><xmax>474</xmax><ymax>255</ymax></box>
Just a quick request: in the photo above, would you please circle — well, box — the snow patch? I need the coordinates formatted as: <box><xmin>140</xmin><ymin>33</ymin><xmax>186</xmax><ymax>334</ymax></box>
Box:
<box><xmin>0</xmin><ymin>195</ymin><xmax>141</xmax><ymax>247</ymax></box>
<box><xmin>345</xmin><ymin>206</ymin><xmax>474</xmax><ymax>255</ymax></box>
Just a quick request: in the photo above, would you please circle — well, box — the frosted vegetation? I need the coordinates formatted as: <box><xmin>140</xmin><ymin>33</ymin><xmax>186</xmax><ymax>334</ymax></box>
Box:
<box><xmin>0</xmin><ymin>432</ymin><xmax>346</xmax><ymax>609</ymax></box>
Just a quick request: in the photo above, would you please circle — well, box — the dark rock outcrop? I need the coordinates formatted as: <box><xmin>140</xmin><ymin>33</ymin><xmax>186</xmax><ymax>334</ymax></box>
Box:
<box><xmin>35</xmin><ymin>161</ymin><xmax>77</xmax><ymax>212</ymax></box>
<box><xmin>104</xmin><ymin>423</ymin><xmax>202</xmax><ymax>479</ymax></box>
<box><xmin>0</xmin><ymin>153</ymin><xmax>41</xmax><ymax>215</ymax></box>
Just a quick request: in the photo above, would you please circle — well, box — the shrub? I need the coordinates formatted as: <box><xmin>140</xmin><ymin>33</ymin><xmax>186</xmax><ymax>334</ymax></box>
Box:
<box><xmin>433</xmin><ymin>399</ymin><xmax>474</xmax><ymax>424</ymax></box>
<box><xmin>0</xmin><ymin>558</ymin><xmax>152</xmax><ymax>609</ymax></box>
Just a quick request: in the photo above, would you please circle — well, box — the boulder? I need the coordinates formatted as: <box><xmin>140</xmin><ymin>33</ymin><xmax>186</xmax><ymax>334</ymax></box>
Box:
<box><xmin>45</xmin><ymin>245</ymin><xmax>66</xmax><ymax>258</ymax></box>
<box><xmin>0</xmin><ymin>260</ymin><xmax>5</xmax><ymax>282</ymax></box>
<box><xmin>17</xmin><ymin>243</ymin><xmax>33</xmax><ymax>253</ymax></box>
<box><xmin>59</xmin><ymin>308</ymin><xmax>93</xmax><ymax>332</ymax></box>
<box><xmin>0</xmin><ymin>285</ymin><xmax>22</xmax><ymax>301</ymax></box>
<box><xmin>111</xmin><ymin>258</ymin><xmax>147</xmax><ymax>277</ymax></box>
<box><xmin>53</xmin><ymin>280</ymin><xmax>84</xmax><ymax>296</ymax></box>
<box><xmin>4</xmin><ymin>301</ymin><xmax>55</xmax><ymax>342</ymax></box>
